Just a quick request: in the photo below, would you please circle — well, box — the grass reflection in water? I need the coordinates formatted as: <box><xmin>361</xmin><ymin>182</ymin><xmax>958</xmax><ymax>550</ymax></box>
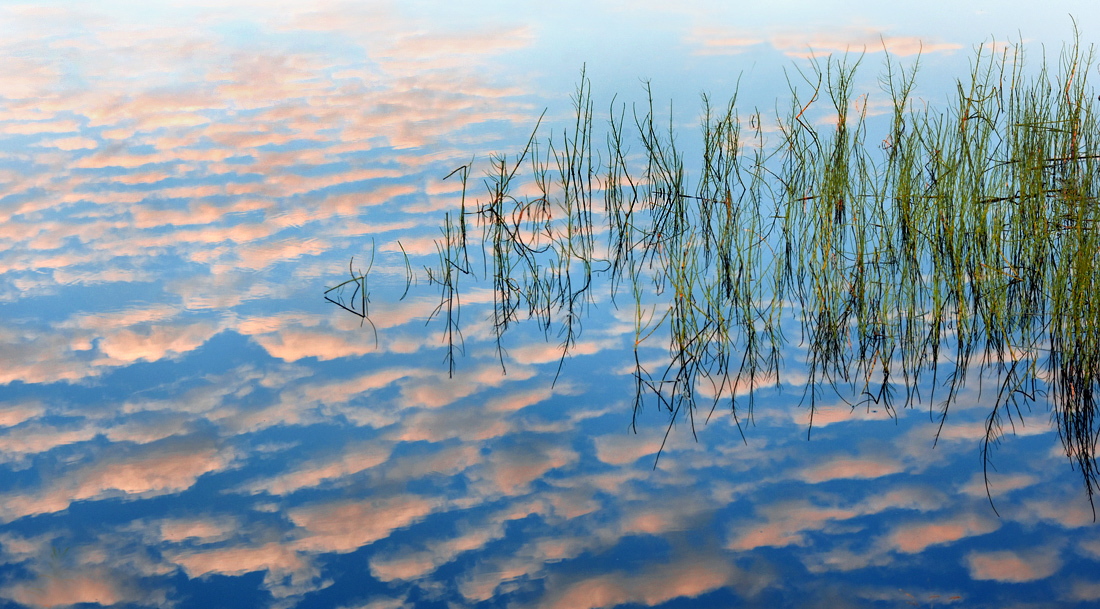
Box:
<box><xmin>329</xmin><ymin>30</ymin><xmax>1100</xmax><ymax>513</ymax></box>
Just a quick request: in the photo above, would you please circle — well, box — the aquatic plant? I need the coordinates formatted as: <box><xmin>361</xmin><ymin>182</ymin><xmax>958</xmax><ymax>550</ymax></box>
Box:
<box><xmin>333</xmin><ymin>29</ymin><xmax>1100</xmax><ymax>512</ymax></box>
<box><xmin>325</xmin><ymin>242</ymin><xmax>379</xmax><ymax>348</ymax></box>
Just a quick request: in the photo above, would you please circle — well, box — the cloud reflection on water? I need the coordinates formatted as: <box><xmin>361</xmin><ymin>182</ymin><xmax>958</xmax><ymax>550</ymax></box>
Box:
<box><xmin>2</xmin><ymin>2</ymin><xmax>1100</xmax><ymax>609</ymax></box>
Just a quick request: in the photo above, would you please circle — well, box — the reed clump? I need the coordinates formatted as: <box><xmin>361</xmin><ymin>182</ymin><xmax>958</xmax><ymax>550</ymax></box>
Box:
<box><xmin>333</xmin><ymin>32</ymin><xmax>1100</xmax><ymax>510</ymax></box>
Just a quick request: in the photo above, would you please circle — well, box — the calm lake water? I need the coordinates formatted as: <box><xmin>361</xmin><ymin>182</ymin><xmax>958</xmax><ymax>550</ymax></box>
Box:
<box><xmin>3</xmin><ymin>2</ymin><xmax>1100</xmax><ymax>608</ymax></box>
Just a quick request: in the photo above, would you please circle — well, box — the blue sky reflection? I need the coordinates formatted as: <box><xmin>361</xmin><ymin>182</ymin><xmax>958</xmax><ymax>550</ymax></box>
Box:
<box><xmin>2</xmin><ymin>2</ymin><xmax>1100</xmax><ymax>608</ymax></box>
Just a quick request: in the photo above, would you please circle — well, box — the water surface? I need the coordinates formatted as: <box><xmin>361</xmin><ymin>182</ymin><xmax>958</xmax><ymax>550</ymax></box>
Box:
<box><xmin>2</xmin><ymin>2</ymin><xmax>1100</xmax><ymax>608</ymax></box>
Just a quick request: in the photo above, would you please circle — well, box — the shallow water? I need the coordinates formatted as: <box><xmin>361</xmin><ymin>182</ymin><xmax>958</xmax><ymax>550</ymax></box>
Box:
<box><xmin>2</xmin><ymin>2</ymin><xmax>1100</xmax><ymax>608</ymax></box>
